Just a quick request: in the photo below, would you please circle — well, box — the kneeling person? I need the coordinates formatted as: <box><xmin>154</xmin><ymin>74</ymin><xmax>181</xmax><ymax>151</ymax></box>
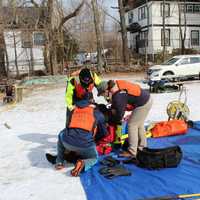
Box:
<box><xmin>56</xmin><ymin>95</ymin><xmax>107</xmax><ymax>176</ymax></box>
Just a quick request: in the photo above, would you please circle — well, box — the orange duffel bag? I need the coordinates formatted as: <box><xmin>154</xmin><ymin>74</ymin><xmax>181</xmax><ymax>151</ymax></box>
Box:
<box><xmin>151</xmin><ymin>120</ymin><xmax>188</xmax><ymax>138</ymax></box>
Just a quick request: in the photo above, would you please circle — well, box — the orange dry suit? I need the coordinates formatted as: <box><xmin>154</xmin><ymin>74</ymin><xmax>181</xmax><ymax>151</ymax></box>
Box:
<box><xmin>116</xmin><ymin>80</ymin><xmax>141</xmax><ymax>97</ymax></box>
<box><xmin>68</xmin><ymin>106</ymin><xmax>97</xmax><ymax>135</ymax></box>
<box><xmin>110</xmin><ymin>80</ymin><xmax>150</xmax><ymax>124</ymax></box>
<box><xmin>115</xmin><ymin>80</ymin><xmax>142</xmax><ymax>110</ymax></box>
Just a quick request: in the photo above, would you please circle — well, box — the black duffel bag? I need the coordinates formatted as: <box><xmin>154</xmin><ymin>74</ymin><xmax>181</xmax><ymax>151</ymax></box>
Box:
<box><xmin>136</xmin><ymin>145</ymin><xmax>182</xmax><ymax>170</ymax></box>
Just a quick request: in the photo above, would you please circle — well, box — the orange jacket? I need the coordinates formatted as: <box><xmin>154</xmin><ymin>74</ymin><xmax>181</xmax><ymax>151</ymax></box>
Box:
<box><xmin>116</xmin><ymin>80</ymin><xmax>141</xmax><ymax>97</ymax></box>
<box><xmin>68</xmin><ymin>106</ymin><xmax>96</xmax><ymax>133</ymax></box>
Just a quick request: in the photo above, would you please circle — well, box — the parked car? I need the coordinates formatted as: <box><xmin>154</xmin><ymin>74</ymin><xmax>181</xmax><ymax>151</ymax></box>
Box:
<box><xmin>74</xmin><ymin>53</ymin><xmax>87</xmax><ymax>65</ymax></box>
<box><xmin>147</xmin><ymin>55</ymin><xmax>200</xmax><ymax>81</ymax></box>
<box><xmin>85</xmin><ymin>52</ymin><xmax>97</xmax><ymax>64</ymax></box>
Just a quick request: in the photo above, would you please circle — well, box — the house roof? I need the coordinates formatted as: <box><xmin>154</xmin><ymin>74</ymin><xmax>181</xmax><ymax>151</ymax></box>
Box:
<box><xmin>0</xmin><ymin>7</ymin><xmax>49</xmax><ymax>29</ymax></box>
<box><xmin>124</xmin><ymin>0</ymin><xmax>200</xmax><ymax>11</ymax></box>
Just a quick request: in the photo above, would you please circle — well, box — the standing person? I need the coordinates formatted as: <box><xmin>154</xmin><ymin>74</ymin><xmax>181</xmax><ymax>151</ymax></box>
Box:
<box><xmin>55</xmin><ymin>94</ymin><xmax>108</xmax><ymax>176</ymax></box>
<box><xmin>97</xmin><ymin>80</ymin><xmax>153</xmax><ymax>160</ymax></box>
<box><xmin>65</xmin><ymin>67</ymin><xmax>101</xmax><ymax>112</ymax></box>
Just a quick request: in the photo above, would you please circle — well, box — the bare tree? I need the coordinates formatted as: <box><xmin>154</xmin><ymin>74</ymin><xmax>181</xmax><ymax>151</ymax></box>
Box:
<box><xmin>57</xmin><ymin>0</ymin><xmax>84</xmax><ymax>73</ymax></box>
<box><xmin>58</xmin><ymin>1</ymin><xmax>84</xmax><ymax>31</ymax></box>
<box><xmin>71</xmin><ymin>4</ymin><xmax>96</xmax><ymax>53</ymax></box>
<box><xmin>29</xmin><ymin>0</ymin><xmax>85</xmax><ymax>75</ymax></box>
<box><xmin>145</xmin><ymin>0</ymin><xmax>149</xmax><ymax>65</ymax></box>
<box><xmin>118</xmin><ymin>0</ymin><xmax>129</xmax><ymax>65</ymax></box>
<box><xmin>11</xmin><ymin>0</ymin><xmax>20</xmax><ymax>78</ymax></box>
<box><xmin>12</xmin><ymin>31</ymin><xmax>19</xmax><ymax>78</ymax></box>
<box><xmin>91</xmin><ymin>0</ymin><xmax>104</xmax><ymax>73</ymax></box>
<box><xmin>162</xmin><ymin>0</ymin><xmax>166</xmax><ymax>62</ymax></box>
<box><xmin>0</xmin><ymin>1</ymin><xmax>7</xmax><ymax>77</ymax></box>
<box><xmin>0</xmin><ymin>31</ymin><xmax>8</xmax><ymax>77</ymax></box>
<box><xmin>0</xmin><ymin>1</ymin><xmax>8</xmax><ymax>78</ymax></box>
<box><xmin>178</xmin><ymin>0</ymin><xmax>186</xmax><ymax>54</ymax></box>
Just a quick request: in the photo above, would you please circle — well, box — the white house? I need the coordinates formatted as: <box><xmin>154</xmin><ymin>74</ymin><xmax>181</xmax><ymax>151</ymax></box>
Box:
<box><xmin>4</xmin><ymin>31</ymin><xmax>46</xmax><ymax>76</ymax></box>
<box><xmin>0</xmin><ymin>2</ymin><xmax>64</xmax><ymax>77</ymax></box>
<box><xmin>0</xmin><ymin>6</ymin><xmax>48</xmax><ymax>76</ymax></box>
<box><xmin>125</xmin><ymin>0</ymin><xmax>200</xmax><ymax>56</ymax></box>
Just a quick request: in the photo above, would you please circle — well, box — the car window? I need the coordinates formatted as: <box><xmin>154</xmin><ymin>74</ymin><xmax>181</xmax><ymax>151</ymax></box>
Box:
<box><xmin>161</xmin><ymin>58</ymin><xmax>180</xmax><ymax>65</ymax></box>
<box><xmin>178</xmin><ymin>58</ymin><xmax>190</xmax><ymax>65</ymax></box>
<box><xmin>190</xmin><ymin>57</ymin><xmax>200</xmax><ymax>64</ymax></box>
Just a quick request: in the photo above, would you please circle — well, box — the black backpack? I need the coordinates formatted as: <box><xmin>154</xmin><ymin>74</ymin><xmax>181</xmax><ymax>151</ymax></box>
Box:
<box><xmin>136</xmin><ymin>146</ymin><xmax>182</xmax><ymax>170</ymax></box>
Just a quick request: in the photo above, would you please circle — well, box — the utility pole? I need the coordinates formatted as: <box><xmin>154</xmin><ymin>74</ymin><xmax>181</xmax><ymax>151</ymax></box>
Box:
<box><xmin>91</xmin><ymin>0</ymin><xmax>104</xmax><ymax>73</ymax></box>
<box><xmin>118</xmin><ymin>0</ymin><xmax>129</xmax><ymax>65</ymax></box>
<box><xmin>162</xmin><ymin>0</ymin><xmax>166</xmax><ymax>62</ymax></box>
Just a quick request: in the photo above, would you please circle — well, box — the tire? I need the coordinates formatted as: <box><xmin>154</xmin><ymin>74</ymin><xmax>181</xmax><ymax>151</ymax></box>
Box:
<box><xmin>163</xmin><ymin>71</ymin><xmax>174</xmax><ymax>76</ymax></box>
<box><xmin>163</xmin><ymin>71</ymin><xmax>175</xmax><ymax>81</ymax></box>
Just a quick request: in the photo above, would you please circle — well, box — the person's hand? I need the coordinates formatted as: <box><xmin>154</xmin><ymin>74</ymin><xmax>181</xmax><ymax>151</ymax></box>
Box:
<box><xmin>89</xmin><ymin>104</ymin><xmax>96</xmax><ymax>108</ymax></box>
<box><xmin>122</xmin><ymin>111</ymin><xmax>132</xmax><ymax>122</ymax></box>
<box><xmin>69</xmin><ymin>105</ymin><xmax>75</xmax><ymax>111</ymax></box>
<box><xmin>111</xmin><ymin>109</ymin><xmax>116</xmax><ymax>115</ymax></box>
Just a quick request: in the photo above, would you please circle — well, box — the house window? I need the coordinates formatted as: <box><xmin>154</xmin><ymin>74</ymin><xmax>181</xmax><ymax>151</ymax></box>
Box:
<box><xmin>128</xmin><ymin>11</ymin><xmax>134</xmax><ymax>24</ymax></box>
<box><xmin>138</xmin><ymin>6</ymin><xmax>147</xmax><ymax>20</ymax></box>
<box><xmin>182</xmin><ymin>4</ymin><xmax>200</xmax><ymax>13</ymax></box>
<box><xmin>161</xmin><ymin>3</ymin><xmax>170</xmax><ymax>17</ymax></box>
<box><xmin>186</xmin><ymin>4</ymin><xmax>193</xmax><ymax>12</ymax></box>
<box><xmin>21</xmin><ymin>32</ymin><xmax>32</xmax><ymax>48</ymax></box>
<box><xmin>33</xmin><ymin>32</ymin><xmax>45</xmax><ymax>46</ymax></box>
<box><xmin>191</xmin><ymin>30</ymin><xmax>199</xmax><ymax>46</ymax></box>
<box><xmin>139</xmin><ymin>30</ymin><xmax>148</xmax><ymax>47</ymax></box>
<box><xmin>161</xmin><ymin>29</ymin><xmax>170</xmax><ymax>46</ymax></box>
<box><xmin>194</xmin><ymin>4</ymin><xmax>200</xmax><ymax>12</ymax></box>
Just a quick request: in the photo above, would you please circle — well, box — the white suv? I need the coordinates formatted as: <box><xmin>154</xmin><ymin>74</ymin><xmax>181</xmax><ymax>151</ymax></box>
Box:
<box><xmin>147</xmin><ymin>55</ymin><xmax>200</xmax><ymax>81</ymax></box>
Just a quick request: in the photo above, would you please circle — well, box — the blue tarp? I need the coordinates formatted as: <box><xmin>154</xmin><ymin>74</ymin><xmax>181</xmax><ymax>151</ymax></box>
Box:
<box><xmin>80</xmin><ymin>122</ymin><xmax>200</xmax><ymax>200</ymax></box>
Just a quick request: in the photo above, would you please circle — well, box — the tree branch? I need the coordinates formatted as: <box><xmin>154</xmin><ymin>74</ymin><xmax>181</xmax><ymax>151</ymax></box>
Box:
<box><xmin>30</xmin><ymin>0</ymin><xmax>39</xmax><ymax>8</ymax></box>
<box><xmin>58</xmin><ymin>0</ymin><xmax>85</xmax><ymax>31</ymax></box>
<box><xmin>85</xmin><ymin>1</ymin><xmax>120</xmax><ymax>24</ymax></box>
<box><xmin>98</xmin><ymin>4</ymin><xmax>120</xmax><ymax>24</ymax></box>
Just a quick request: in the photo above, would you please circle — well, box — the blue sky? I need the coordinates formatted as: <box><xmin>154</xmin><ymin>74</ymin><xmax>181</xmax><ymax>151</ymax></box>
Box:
<box><xmin>103</xmin><ymin>0</ymin><xmax>119</xmax><ymax>28</ymax></box>
<box><xmin>105</xmin><ymin>0</ymin><xmax>118</xmax><ymax>9</ymax></box>
<box><xmin>104</xmin><ymin>0</ymin><xmax>119</xmax><ymax>17</ymax></box>
<box><xmin>63</xmin><ymin>0</ymin><xmax>119</xmax><ymax>28</ymax></box>
<box><xmin>64</xmin><ymin>0</ymin><xmax>119</xmax><ymax>18</ymax></box>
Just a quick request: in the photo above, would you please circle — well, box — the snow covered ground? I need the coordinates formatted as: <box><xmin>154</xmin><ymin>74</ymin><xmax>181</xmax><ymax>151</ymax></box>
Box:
<box><xmin>0</xmin><ymin>74</ymin><xmax>200</xmax><ymax>200</ymax></box>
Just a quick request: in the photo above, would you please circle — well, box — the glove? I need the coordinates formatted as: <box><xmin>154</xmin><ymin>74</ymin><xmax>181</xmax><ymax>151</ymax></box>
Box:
<box><xmin>99</xmin><ymin>165</ymin><xmax>132</xmax><ymax>179</ymax></box>
<box><xmin>99</xmin><ymin>156</ymin><xmax>120</xmax><ymax>167</ymax></box>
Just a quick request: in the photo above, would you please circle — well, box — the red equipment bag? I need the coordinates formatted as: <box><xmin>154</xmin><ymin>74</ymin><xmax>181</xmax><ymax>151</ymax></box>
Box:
<box><xmin>98</xmin><ymin>125</ymin><xmax>115</xmax><ymax>144</ymax></box>
<box><xmin>151</xmin><ymin>119</ymin><xmax>188</xmax><ymax>138</ymax></box>
<box><xmin>96</xmin><ymin>144</ymin><xmax>112</xmax><ymax>155</ymax></box>
<box><xmin>96</xmin><ymin>125</ymin><xmax>116</xmax><ymax>155</ymax></box>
